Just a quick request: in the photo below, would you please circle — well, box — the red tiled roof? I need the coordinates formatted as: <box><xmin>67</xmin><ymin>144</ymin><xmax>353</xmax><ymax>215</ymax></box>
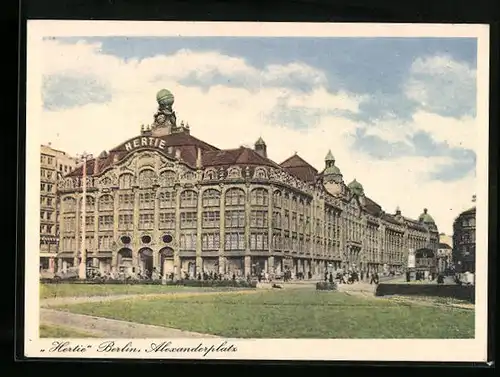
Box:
<box><xmin>279</xmin><ymin>154</ymin><xmax>319</xmax><ymax>182</ymax></box>
<box><xmin>364</xmin><ymin>196</ymin><xmax>382</xmax><ymax>216</ymax></box>
<box><xmin>202</xmin><ymin>147</ymin><xmax>282</xmax><ymax>169</ymax></box>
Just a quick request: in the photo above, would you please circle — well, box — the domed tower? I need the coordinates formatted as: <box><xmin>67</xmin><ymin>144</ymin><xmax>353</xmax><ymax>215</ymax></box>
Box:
<box><xmin>254</xmin><ymin>137</ymin><xmax>267</xmax><ymax>158</ymax></box>
<box><xmin>151</xmin><ymin>89</ymin><xmax>178</xmax><ymax>137</ymax></box>
<box><xmin>322</xmin><ymin>150</ymin><xmax>344</xmax><ymax>196</ymax></box>
<box><xmin>347</xmin><ymin>178</ymin><xmax>364</xmax><ymax>197</ymax></box>
<box><xmin>418</xmin><ymin>208</ymin><xmax>435</xmax><ymax>225</ymax></box>
<box><xmin>323</xmin><ymin>150</ymin><xmax>342</xmax><ymax>184</ymax></box>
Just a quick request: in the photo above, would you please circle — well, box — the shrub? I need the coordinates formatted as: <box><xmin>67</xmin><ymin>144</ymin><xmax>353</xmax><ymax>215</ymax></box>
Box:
<box><xmin>39</xmin><ymin>278</ymin><xmax>257</xmax><ymax>288</ymax></box>
<box><xmin>316</xmin><ymin>282</ymin><xmax>338</xmax><ymax>291</ymax></box>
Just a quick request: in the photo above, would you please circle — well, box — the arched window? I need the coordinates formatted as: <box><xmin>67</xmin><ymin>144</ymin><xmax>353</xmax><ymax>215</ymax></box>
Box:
<box><xmin>138</xmin><ymin>169</ymin><xmax>156</xmax><ymax>188</ymax></box>
<box><xmin>159</xmin><ymin>170</ymin><xmax>176</xmax><ymax>187</ymax></box>
<box><xmin>85</xmin><ymin>195</ymin><xmax>95</xmax><ymax>212</ymax></box>
<box><xmin>159</xmin><ymin>191</ymin><xmax>175</xmax><ymax>209</ymax></box>
<box><xmin>225</xmin><ymin>188</ymin><xmax>245</xmax><ymax>206</ymax></box>
<box><xmin>251</xmin><ymin>188</ymin><xmax>268</xmax><ymax>206</ymax></box>
<box><xmin>99</xmin><ymin>194</ymin><xmax>114</xmax><ymax>211</ymax></box>
<box><xmin>62</xmin><ymin>197</ymin><xmax>76</xmax><ymax>212</ymax></box>
<box><xmin>202</xmin><ymin>189</ymin><xmax>220</xmax><ymax>207</ymax></box>
<box><xmin>273</xmin><ymin>190</ymin><xmax>282</xmax><ymax>208</ymax></box>
<box><xmin>119</xmin><ymin>173</ymin><xmax>134</xmax><ymax>189</ymax></box>
<box><xmin>180</xmin><ymin>190</ymin><xmax>198</xmax><ymax>208</ymax></box>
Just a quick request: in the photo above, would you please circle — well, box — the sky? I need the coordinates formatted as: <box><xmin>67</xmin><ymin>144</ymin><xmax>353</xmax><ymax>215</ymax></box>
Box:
<box><xmin>38</xmin><ymin>36</ymin><xmax>479</xmax><ymax>234</ymax></box>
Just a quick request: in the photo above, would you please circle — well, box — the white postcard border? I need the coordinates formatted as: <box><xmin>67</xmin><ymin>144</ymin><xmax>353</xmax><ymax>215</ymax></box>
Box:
<box><xmin>24</xmin><ymin>21</ymin><xmax>490</xmax><ymax>362</ymax></box>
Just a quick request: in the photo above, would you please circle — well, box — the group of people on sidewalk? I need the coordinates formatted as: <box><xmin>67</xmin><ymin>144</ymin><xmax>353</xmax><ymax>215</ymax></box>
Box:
<box><xmin>324</xmin><ymin>270</ymin><xmax>380</xmax><ymax>285</ymax></box>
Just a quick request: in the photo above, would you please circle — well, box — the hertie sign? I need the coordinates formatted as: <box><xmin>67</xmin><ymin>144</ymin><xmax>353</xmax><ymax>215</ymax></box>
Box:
<box><xmin>124</xmin><ymin>137</ymin><xmax>167</xmax><ymax>152</ymax></box>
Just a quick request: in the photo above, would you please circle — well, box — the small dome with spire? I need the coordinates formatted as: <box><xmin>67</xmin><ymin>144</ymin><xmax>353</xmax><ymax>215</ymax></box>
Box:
<box><xmin>418</xmin><ymin>208</ymin><xmax>435</xmax><ymax>224</ymax></box>
<box><xmin>255</xmin><ymin>136</ymin><xmax>266</xmax><ymax>146</ymax></box>
<box><xmin>348</xmin><ymin>179</ymin><xmax>364</xmax><ymax>196</ymax></box>
<box><xmin>325</xmin><ymin>150</ymin><xmax>335</xmax><ymax>162</ymax></box>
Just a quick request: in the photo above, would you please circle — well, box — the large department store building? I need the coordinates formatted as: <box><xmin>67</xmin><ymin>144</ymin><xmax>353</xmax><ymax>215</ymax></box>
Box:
<box><xmin>56</xmin><ymin>89</ymin><xmax>440</xmax><ymax>278</ymax></box>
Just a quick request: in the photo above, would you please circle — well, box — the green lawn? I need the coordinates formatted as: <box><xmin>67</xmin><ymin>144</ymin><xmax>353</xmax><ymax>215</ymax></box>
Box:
<box><xmin>56</xmin><ymin>290</ymin><xmax>474</xmax><ymax>339</ymax></box>
<box><xmin>40</xmin><ymin>283</ymin><xmax>221</xmax><ymax>299</ymax></box>
<box><xmin>39</xmin><ymin>324</ymin><xmax>97</xmax><ymax>338</ymax></box>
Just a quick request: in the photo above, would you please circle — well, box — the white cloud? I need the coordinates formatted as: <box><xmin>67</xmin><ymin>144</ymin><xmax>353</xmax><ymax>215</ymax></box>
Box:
<box><xmin>35</xmin><ymin>40</ymin><xmax>478</xmax><ymax>233</ymax></box>
<box><xmin>405</xmin><ymin>54</ymin><xmax>476</xmax><ymax>117</ymax></box>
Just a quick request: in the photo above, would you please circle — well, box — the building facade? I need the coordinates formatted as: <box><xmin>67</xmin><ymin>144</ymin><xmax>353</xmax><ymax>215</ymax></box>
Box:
<box><xmin>452</xmin><ymin>207</ymin><xmax>476</xmax><ymax>273</ymax></box>
<box><xmin>436</xmin><ymin>233</ymin><xmax>453</xmax><ymax>273</ymax></box>
<box><xmin>56</xmin><ymin>89</ymin><xmax>440</xmax><ymax>278</ymax></box>
<box><xmin>40</xmin><ymin>144</ymin><xmax>78</xmax><ymax>272</ymax></box>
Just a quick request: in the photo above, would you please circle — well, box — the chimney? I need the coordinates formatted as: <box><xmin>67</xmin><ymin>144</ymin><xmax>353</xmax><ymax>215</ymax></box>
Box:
<box><xmin>395</xmin><ymin>206</ymin><xmax>401</xmax><ymax>216</ymax></box>
<box><xmin>175</xmin><ymin>148</ymin><xmax>181</xmax><ymax>160</ymax></box>
<box><xmin>113</xmin><ymin>154</ymin><xmax>119</xmax><ymax>164</ymax></box>
<box><xmin>196</xmin><ymin>147</ymin><xmax>202</xmax><ymax>169</ymax></box>
<box><xmin>167</xmin><ymin>146</ymin><xmax>173</xmax><ymax>155</ymax></box>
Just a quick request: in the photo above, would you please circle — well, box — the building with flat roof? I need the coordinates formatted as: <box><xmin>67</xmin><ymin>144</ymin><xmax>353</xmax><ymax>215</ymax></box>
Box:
<box><xmin>40</xmin><ymin>144</ymin><xmax>78</xmax><ymax>273</ymax></box>
<box><xmin>55</xmin><ymin>89</ymin><xmax>440</xmax><ymax>279</ymax></box>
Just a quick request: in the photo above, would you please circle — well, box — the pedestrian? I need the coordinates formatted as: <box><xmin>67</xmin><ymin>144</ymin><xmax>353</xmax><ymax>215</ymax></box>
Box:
<box><xmin>329</xmin><ymin>272</ymin><xmax>334</xmax><ymax>283</ymax></box>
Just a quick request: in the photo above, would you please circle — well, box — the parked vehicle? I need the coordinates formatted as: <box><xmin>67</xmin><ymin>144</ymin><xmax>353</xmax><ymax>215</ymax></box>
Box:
<box><xmin>53</xmin><ymin>267</ymin><xmax>79</xmax><ymax>281</ymax></box>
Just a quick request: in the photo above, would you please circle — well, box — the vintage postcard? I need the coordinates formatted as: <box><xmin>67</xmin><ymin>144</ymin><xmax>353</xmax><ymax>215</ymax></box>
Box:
<box><xmin>25</xmin><ymin>21</ymin><xmax>489</xmax><ymax>361</ymax></box>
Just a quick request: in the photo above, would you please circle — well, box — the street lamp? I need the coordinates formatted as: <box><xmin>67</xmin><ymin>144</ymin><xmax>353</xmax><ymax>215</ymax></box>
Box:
<box><xmin>77</xmin><ymin>151</ymin><xmax>92</xmax><ymax>280</ymax></box>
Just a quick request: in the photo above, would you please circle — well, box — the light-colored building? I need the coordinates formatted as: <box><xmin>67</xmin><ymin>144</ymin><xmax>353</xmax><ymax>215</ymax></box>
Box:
<box><xmin>40</xmin><ymin>143</ymin><xmax>77</xmax><ymax>273</ymax></box>
<box><xmin>437</xmin><ymin>233</ymin><xmax>453</xmax><ymax>273</ymax></box>
<box><xmin>55</xmin><ymin>89</ymin><xmax>440</xmax><ymax>279</ymax></box>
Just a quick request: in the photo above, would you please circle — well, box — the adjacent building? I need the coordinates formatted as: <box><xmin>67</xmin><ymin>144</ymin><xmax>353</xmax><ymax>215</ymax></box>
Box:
<box><xmin>40</xmin><ymin>144</ymin><xmax>78</xmax><ymax>273</ymax></box>
<box><xmin>55</xmin><ymin>89</ymin><xmax>440</xmax><ymax>279</ymax></box>
<box><xmin>437</xmin><ymin>233</ymin><xmax>453</xmax><ymax>273</ymax></box>
<box><xmin>453</xmin><ymin>206</ymin><xmax>476</xmax><ymax>273</ymax></box>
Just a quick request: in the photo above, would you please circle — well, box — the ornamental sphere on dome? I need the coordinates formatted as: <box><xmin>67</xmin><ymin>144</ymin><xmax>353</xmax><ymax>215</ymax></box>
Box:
<box><xmin>156</xmin><ymin>89</ymin><xmax>175</xmax><ymax>107</ymax></box>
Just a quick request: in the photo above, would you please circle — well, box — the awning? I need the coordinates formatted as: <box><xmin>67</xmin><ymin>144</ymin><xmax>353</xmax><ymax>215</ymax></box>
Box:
<box><xmin>57</xmin><ymin>252</ymin><xmax>74</xmax><ymax>258</ymax></box>
<box><xmin>40</xmin><ymin>236</ymin><xmax>58</xmax><ymax>244</ymax></box>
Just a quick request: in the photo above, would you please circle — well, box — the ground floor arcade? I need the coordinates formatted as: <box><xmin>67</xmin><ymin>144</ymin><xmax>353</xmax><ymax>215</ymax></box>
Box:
<box><xmin>53</xmin><ymin>248</ymin><xmax>399</xmax><ymax>279</ymax></box>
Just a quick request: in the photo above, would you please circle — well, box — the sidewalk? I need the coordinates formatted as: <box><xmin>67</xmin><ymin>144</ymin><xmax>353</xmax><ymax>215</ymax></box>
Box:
<box><xmin>40</xmin><ymin>308</ymin><xmax>217</xmax><ymax>338</ymax></box>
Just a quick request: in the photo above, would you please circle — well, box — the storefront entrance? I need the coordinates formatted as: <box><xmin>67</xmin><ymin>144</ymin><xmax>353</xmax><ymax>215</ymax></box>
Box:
<box><xmin>159</xmin><ymin>247</ymin><xmax>174</xmax><ymax>276</ymax></box>
<box><xmin>138</xmin><ymin>248</ymin><xmax>153</xmax><ymax>277</ymax></box>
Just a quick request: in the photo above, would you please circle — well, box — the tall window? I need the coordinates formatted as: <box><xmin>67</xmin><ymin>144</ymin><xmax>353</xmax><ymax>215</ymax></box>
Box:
<box><xmin>179</xmin><ymin>233</ymin><xmax>196</xmax><ymax>250</ymax></box>
<box><xmin>119</xmin><ymin>173</ymin><xmax>134</xmax><ymax>189</ymax></box>
<box><xmin>224</xmin><ymin>232</ymin><xmax>245</xmax><ymax>250</ymax></box>
<box><xmin>250</xmin><ymin>233</ymin><xmax>269</xmax><ymax>250</ymax></box>
<box><xmin>225</xmin><ymin>188</ymin><xmax>245</xmax><ymax>206</ymax></box>
<box><xmin>180</xmin><ymin>190</ymin><xmax>198</xmax><ymax>208</ymax></box>
<box><xmin>250</xmin><ymin>210</ymin><xmax>268</xmax><ymax>228</ymax></box>
<box><xmin>118</xmin><ymin>214</ymin><xmax>133</xmax><ymax>230</ymax></box>
<box><xmin>180</xmin><ymin>212</ymin><xmax>197</xmax><ymax>228</ymax></box>
<box><xmin>251</xmin><ymin>188</ymin><xmax>268</xmax><ymax>206</ymax></box>
<box><xmin>139</xmin><ymin>191</ymin><xmax>155</xmax><ymax>210</ymax></box>
<box><xmin>98</xmin><ymin>235</ymin><xmax>113</xmax><ymax>250</ymax></box>
<box><xmin>138</xmin><ymin>214</ymin><xmax>154</xmax><ymax>229</ymax></box>
<box><xmin>273</xmin><ymin>190</ymin><xmax>282</xmax><ymax>208</ymax></box>
<box><xmin>98</xmin><ymin>215</ymin><xmax>114</xmax><ymax>230</ymax></box>
<box><xmin>202</xmin><ymin>233</ymin><xmax>220</xmax><ymax>250</ymax></box>
<box><xmin>159</xmin><ymin>212</ymin><xmax>175</xmax><ymax>229</ymax></box>
<box><xmin>225</xmin><ymin>210</ymin><xmax>245</xmax><ymax>228</ymax></box>
<box><xmin>62</xmin><ymin>197</ymin><xmax>76</xmax><ymax>212</ymax></box>
<box><xmin>159</xmin><ymin>170</ymin><xmax>176</xmax><ymax>187</ymax></box>
<box><xmin>159</xmin><ymin>191</ymin><xmax>175</xmax><ymax>208</ymax></box>
<box><xmin>202</xmin><ymin>211</ymin><xmax>220</xmax><ymax>228</ymax></box>
<box><xmin>85</xmin><ymin>215</ymin><xmax>94</xmax><ymax>230</ymax></box>
<box><xmin>119</xmin><ymin>193</ymin><xmax>134</xmax><ymax>210</ymax></box>
<box><xmin>99</xmin><ymin>194</ymin><xmax>114</xmax><ymax>211</ymax></box>
<box><xmin>202</xmin><ymin>189</ymin><xmax>220</xmax><ymax>207</ymax></box>
<box><xmin>272</xmin><ymin>211</ymin><xmax>281</xmax><ymax>229</ymax></box>
<box><xmin>272</xmin><ymin>233</ymin><xmax>282</xmax><ymax>249</ymax></box>
<box><xmin>138</xmin><ymin>169</ymin><xmax>156</xmax><ymax>188</ymax></box>
<box><xmin>63</xmin><ymin>215</ymin><xmax>76</xmax><ymax>232</ymax></box>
